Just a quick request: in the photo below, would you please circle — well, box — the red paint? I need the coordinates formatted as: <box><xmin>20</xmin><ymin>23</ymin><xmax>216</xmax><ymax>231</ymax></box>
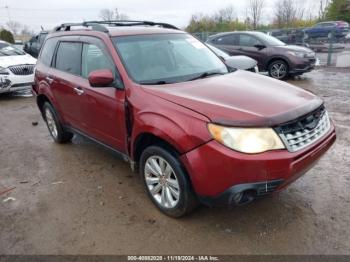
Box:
<box><xmin>88</xmin><ymin>69</ymin><xmax>114</xmax><ymax>87</ymax></box>
<box><xmin>34</xmin><ymin>27</ymin><xmax>336</xmax><ymax>200</ymax></box>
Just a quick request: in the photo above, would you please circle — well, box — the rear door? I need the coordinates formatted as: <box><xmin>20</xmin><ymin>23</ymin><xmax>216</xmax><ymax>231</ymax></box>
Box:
<box><xmin>50</xmin><ymin>39</ymin><xmax>86</xmax><ymax>130</ymax></box>
<box><xmin>78</xmin><ymin>37</ymin><xmax>127</xmax><ymax>152</ymax></box>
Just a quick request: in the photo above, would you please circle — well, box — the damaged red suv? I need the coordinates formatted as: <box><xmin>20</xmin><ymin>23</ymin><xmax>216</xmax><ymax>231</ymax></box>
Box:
<box><xmin>33</xmin><ymin>21</ymin><xmax>336</xmax><ymax>217</ymax></box>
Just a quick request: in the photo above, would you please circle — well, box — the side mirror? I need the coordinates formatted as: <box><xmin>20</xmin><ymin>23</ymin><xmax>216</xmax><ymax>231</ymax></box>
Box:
<box><xmin>88</xmin><ymin>69</ymin><xmax>115</xmax><ymax>87</ymax></box>
<box><xmin>254</xmin><ymin>44</ymin><xmax>266</xmax><ymax>50</ymax></box>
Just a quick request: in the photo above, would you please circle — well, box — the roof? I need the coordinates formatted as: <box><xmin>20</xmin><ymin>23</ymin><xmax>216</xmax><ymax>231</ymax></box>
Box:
<box><xmin>107</xmin><ymin>26</ymin><xmax>183</xmax><ymax>36</ymax></box>
<box><xmin>209</xmin><ymin>31</ymin><xmax>265</xmax><ymax>38</ymax></box>
<box><xmin>50</xmin><ymin>21</ymin><xmax>183</xmax><ymax>37</ymax></box>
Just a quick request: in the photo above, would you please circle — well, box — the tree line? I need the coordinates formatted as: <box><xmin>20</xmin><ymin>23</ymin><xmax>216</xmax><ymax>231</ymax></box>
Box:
<box><xmin>186</xmin><ymin>0</ymin><xmax>350</xmax><ymax>33</ymax></box>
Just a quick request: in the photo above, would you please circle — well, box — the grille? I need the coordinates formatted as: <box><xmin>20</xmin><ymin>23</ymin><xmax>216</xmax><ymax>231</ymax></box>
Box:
<box><xmin>9</xmin><ymin>65</ymin><xmax>35</xmax><ymax>75</ymax></box>
<box><xmin>276</xmin><ymin>107</ymin><xmax>331</xmax><ymax>152</ymax></box>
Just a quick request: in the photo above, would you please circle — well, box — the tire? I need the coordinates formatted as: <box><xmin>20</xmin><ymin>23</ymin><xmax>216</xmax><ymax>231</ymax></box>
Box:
<box><xmin>140</xmin><ymin>146</ymin><xmax>198</xmax><ymax>217</ymax></box>
<box><xmin>268</xmin><ymin>60</ymin><xmax>289</xmax><ymax>80</ymax></box>
<box><xmin>42</xmin><ymin>102</ymin><xmax>73</xmax><ymax>143</ymax></box>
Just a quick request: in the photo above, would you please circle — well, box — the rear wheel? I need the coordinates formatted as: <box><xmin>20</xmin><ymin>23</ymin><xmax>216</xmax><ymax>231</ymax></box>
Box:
<box><xmin>268</xmin><ymin>60</ymin><xmax>289</xmax><ymax>80</ymax></box>
<box><xmin>43</xmin><ymin>102</ymin><xmax>73</xmax><ymax>143</ymax></box>
<box><xmin>140</xmin><ymin>146</ymin><xmax>198</xmax><ymax>217</ymax></box>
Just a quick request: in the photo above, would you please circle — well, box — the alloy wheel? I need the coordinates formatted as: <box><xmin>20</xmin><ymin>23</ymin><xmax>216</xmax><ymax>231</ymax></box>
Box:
<box><xmin>45</xmin><ymin>108</ymin><xmax>58</xmax><ymax>139</ymax></box>
<box><xmin>271</xmin><ymin>62</ymin><xmax>287</xmax><ymax>79</ymax></box>
<box><xmin>144</xmin><ymin>156</ymin><xmax>180</xmax><ymax>209</ymax></box>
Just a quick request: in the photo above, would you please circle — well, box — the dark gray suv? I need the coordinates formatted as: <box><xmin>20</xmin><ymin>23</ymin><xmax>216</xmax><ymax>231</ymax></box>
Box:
<box><xmin>207</xmin><ymin>31</ymin><xmax>317</xmax><ymax>80</ymax></box>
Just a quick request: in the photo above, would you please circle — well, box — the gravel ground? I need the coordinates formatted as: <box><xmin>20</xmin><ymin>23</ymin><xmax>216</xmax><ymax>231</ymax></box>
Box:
<box><xmin>0</xmin><ymin>68</ymin><xmax>349</xmax><ymax>255</ymax></box>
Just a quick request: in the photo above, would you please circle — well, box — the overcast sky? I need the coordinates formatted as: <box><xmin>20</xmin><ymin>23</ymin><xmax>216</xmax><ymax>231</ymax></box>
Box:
<box><xmin>0</xmin><ymin>0</ymin><xmax>319</xmax><ymax>33</ymax></box>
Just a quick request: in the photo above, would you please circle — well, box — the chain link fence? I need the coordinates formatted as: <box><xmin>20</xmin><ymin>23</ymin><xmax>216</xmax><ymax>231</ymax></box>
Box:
<box><xmin>192</xmin><ymin>29</ymin><xmax>350</xmax><ymax>67</ymax></box>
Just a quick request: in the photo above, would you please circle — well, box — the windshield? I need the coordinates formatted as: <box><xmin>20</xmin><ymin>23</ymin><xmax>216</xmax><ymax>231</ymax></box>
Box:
<box><xmin>0</xmin><ymin>42</ymin><xmax>26</xmax><ymax>56</ymax></box>
<box><xmin>255</xmin><ymin>32</ymin><xmax>286</xmax><ymax>46</ymax></box>
<box><xmin>112</xmin><ymin>34</ymin><xmax>228</xmax><ymax>84</ymax></box>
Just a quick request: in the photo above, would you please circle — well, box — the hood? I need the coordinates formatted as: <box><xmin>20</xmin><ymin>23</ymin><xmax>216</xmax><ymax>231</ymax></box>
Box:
<box><xmin>277</xmin><ymin>45</ymin><xmax>313</xmax><ymax>53</ymax></box>
<box><xmin>225</xmin><ymin>56</ymin><xmax>257</xmax><ymax>70</ymax></box>
<box><xmin>143</xmin><ymin>70</ymin><xmax>323</xmax><ymax>127</ymax></box>
<box><xmin>0</xmin><ymin>54</ymin><xmax>37</xmax><ymax>68</ymax></box>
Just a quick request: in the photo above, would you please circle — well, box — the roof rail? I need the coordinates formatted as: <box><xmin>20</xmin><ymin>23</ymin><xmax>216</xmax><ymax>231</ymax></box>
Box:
<box><xmin>53</xmin><ymin>20</ymin><xmax>179</xmax><ymax>33</ymax></box>
<box><xmin>53</xmin><ymin>22</ymin><xmax>109</xmax><ymax>33</ymax></box>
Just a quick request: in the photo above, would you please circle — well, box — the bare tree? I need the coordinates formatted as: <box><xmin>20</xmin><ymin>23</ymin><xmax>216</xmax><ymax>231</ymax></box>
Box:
<box><xmin>274</xmin><ymin>0</ymin><xmax>305</xmax><ymax>28</ymax></box>
<box><xmin>6</xmin><ymin>21</ymin><xmax>21</xmax><ymax>36</ymax></box>
<box><xmin>214</xmin><ymin>5</ymin><xmax>236</xmax><ymax>22</ymax></box>
<box><xmin>99</xmin><ymin>8</ymin><xmax>129</xmax><ymax>21</ymax></box>
<box><xmin>99</xmin><ymin>9</ymin><xmax>115</xmax><ymax>21</ymax></box>
<box><xmin>318</xmin><ymin>0</ymin><xmax>330</xmax><ymax>21</ymax></box>
<box><xmin>247</xmin><ymin>0</ymin><xmax>265</xmax><ymax>30</ymax></box>
<box><xmin>20</xmin><ymin>25</ymin><xmax>34</xmax><ymax>36</ymax></box>
<box><xmin>114</xmin><ymin>8</ymin><xmax>129</xmax><ymax>20</ymax></box>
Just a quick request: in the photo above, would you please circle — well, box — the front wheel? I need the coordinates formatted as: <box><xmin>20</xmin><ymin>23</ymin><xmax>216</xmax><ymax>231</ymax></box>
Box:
<box><xmin>140</xmin><ymin>146</ymin><xmax>198</xmax><ymax>217</ymax></box>
<box><xmin>268</xmin><ymin>60</ymin><xmax>289</xmax><ymax>80</ymax></box>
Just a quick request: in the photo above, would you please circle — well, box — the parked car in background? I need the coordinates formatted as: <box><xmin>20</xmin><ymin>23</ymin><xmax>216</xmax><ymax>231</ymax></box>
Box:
<box><xmin>0</xmin><ymin>40</ymin><xmax>36</xmax><ymax>94</ymax></box>
<box><xmin>267</xmin><ymin>29</ymin><xmax>308</xmax><ymax>47</ymax></box>
<box><xmin>304</xmin><ymin>21</ymin><xmax>350</xmax><ymax>39</ymax></box>
<box><xmin>14</xmin><ymin>40</ymin><xmax>24</xmax><ymax>50</ymax></box>
<box><xmin>33</xmin><ymin>21</ymin><xmax>335</xmax><ymax>217</ymax></box>
<box><xmin>206</xmin><ymin>43</ymin><xmax>258</xmax><ymax>72</ymax></box>
<box><xmin>23</xmin><ymin>31</ymin><xmax>48</xmax><ymax>58</ymax></box>
<box><xmin>207</xmin><ymin>31</ymin><xmax>316</xmax><ymax>80</ymax></box>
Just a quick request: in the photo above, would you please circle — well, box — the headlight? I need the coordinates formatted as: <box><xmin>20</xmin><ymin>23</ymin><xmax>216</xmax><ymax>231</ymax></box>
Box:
<box><xmin>288</xmin><ymin>51</ymin><xmax>305</xmax><ymax>58</ymax></box>
<box><xmin>208</xmin><ymin>124</ymin><xmax>285</xmax><ymax>154</ymax></box>
<box><xmin>0</xmin><ymin>67</ymin><xmax>9</xmax><ymax>75</ymax></box>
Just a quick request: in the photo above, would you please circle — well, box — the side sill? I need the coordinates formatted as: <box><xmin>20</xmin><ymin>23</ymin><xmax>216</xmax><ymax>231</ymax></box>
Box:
<box><xmin>64</xmin><ymin>126</ymin><xmax>130</xmax><ymax>163</ymax></box>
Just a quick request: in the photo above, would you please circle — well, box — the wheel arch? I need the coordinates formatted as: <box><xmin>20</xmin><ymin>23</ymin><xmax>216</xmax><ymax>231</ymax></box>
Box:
<box><xmin>37</xmin><ymin>94</ymin><xmax>53</xmax><ymax>115</ymax></box>
<box><xmin>133</xmin><ymin>132</ymin><xmax>180</xmax><ymax>166</ymax></box>
<box><xmin>266</xmin><ymin>56</ymin><xmax>291</xmax><ymax>69</ymax></box>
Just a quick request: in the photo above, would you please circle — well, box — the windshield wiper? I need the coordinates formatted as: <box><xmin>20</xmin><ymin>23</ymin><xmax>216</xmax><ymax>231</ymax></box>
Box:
<box><xmin>139</xmin><ymin>80</ymin><xmax>169</xmax><ymax>85</ymax></box>
<box><xmin>188</xmin><ymin>71</ymin><xmax>225</xmax><ymax>81</ymax></box>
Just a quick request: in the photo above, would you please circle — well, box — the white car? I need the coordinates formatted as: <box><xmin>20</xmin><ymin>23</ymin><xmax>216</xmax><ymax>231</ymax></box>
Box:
<box><xmin>206</xmin><ymin>43</ymin><xmax>259</xmax><ymax>73</ymax></box>
<box><xmin>0</xmin><ymin>40</ymin><xmax>37</xmax><ymax>94</ymax></box>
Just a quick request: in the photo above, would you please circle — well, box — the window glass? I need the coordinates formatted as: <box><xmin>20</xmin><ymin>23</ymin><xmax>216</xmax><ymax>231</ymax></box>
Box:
<box><xmin>40</xmin><ymin>38</ymin><xmax>57</xmax><ymax>66</ymax></box>
<box><xmin>239</xmin><ymin>35</ymin><xmax>262</xmax><ymax>47</ymax></box>
<box><xmin>81</xmin><ymin>44</ymin><xmax>115</xmax><ymax>78</ymax></box>
<box><xmin>113</xmin><ymin>34</ymin><xmax>227</xmax><ymax>84</ymax></box>
<box><xmin>55</xmin><ymin>42</ymin><xmax>82</xmax><ymax>75</ymax></box>
<box><xmin>213</xmin><ymin>34</ymin><xmax>238</xmax><ymax>45</ymax></box>
<box><xmin>0</xmin><ymin>43</ymin><xmax>26</xmax><ymax>56</ymax></box>
<box><xmin>39</xmin><ymin>33</ymin><xmax>48</xmax><ymax>44</ymax></box>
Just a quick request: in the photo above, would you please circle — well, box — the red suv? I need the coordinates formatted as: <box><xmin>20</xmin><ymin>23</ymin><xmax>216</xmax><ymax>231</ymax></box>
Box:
<box><xmin>33</xmin><ymin>21</ymin><xmax>336</xmax><ymax>217</ymax></box>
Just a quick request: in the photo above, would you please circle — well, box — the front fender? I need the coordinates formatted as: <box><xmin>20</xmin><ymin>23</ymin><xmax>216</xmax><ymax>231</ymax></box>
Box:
<box><xmin>132</xmin><ymin>108</ymin><xmax>212</xmax><ymax>156</ymax></box>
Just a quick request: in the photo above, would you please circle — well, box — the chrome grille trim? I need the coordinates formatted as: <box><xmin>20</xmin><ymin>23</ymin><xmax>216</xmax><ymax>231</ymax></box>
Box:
<box><xmin>8</xmin><ymin>65</ymin><xmax>35</xmax><ymax>75</ymax></box>
<box><xmin>276</xmin><ymin>110</ymin><xmax>331</xmax><ymax>152</ymax></box>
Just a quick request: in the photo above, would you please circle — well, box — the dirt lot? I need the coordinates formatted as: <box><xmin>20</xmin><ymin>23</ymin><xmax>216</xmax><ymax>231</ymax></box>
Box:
<box><xmin>0</xmin><ymin>68</ymin><xmax>349</xmax><ymax>255</ymax></box>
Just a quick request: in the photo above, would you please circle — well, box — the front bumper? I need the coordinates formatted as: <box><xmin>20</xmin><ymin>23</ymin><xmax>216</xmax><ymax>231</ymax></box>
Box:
<box><xmin>180</xmin><ymin>124</ymin><xmax>336</xmax><ymax>206</ymax></box>
<box><xmin>0</xmin><ymin>74</ymin><xmax>34</xmax><ymax>94</ymax></box>
<box><xmin>289</xmin><ymin>57</ymin><xmax>317</xmax><ymax>74</ymax></box>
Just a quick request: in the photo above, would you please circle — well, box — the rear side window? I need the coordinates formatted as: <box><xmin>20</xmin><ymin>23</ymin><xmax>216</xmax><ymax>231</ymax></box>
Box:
<box><xmin>213</xmin><ymin>34</ymin><xmax>238</xmax><ymax>45</ymax></box>
<box><xmin>81</xmin><ymin>44</ymin><xmax>115</xmax><ymax>78</ymax></box>
<box><xmin>55</xmin><ymin>42</ymin><xmax>82</xmax><ymax>75</ymax></box>
<box><xmin>40</xmin><ymin>38</ymin><xmax>58</xmax><ymax>66</ymax></box>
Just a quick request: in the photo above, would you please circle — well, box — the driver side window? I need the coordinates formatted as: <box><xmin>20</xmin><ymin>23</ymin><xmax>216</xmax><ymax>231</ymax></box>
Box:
<box><xmin>81</xmin><ymin>44</ymin><xmax>116</xmax><ymax>79</ymax></box>
<box><xmin>239</xmin><ymin>35</ymin><xmax>262</xmax><ymax>47</ymax></box>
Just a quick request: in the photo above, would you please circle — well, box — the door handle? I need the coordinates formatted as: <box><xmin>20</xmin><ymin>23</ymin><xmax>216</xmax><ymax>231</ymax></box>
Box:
<box><xmin>73</xmin><ymin>87</ymin><xmax>84</xmax><ymax>95</ymax></box>
<box><xmin>46</xmin><ymin>76</ymin><xmax>54</xmax><ymax>84</ymax></box>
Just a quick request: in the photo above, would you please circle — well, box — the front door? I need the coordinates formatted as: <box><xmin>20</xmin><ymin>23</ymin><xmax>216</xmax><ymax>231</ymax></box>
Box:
<box><xmin>237</xmin><ymin>34</ymin><xmax>267</xmax><ymax>69</ymax></box>
<box><xmin>78</xmin><ymin>39</ymin><xmax>127</xmax><ymax>152</ymax></box>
